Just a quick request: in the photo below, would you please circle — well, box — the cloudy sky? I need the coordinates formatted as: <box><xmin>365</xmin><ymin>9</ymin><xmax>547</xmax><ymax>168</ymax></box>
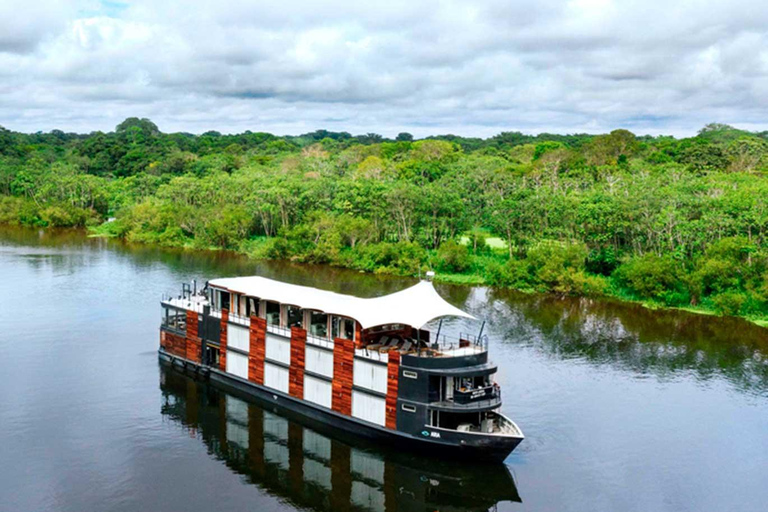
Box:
<box><xmin>1</xmin><ymin>0</ymin><xmax>767</xmax><ymax>137</ymax></box>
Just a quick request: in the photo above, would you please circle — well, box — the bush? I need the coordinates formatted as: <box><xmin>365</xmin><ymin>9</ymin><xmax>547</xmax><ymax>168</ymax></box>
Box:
<box><xmin>350</xmin><ymin>241</ymin><xmax>428</xmax><ymax>275</ymax></box>
<box><xmin>614</xmin><ymin>253</ymin><xmax>683</xmax><ymax>303</ymax></box>
<box><xmin>710</xmin><ymin>291</ymin><xmax>747</xmax><ymax>316</ymax></box>
<box><xmin>586</xmin><ymin>246</ymin><xmax>620</xmax><ymax>276</ymax></box>
<box><xmin>436</xmin><ymin>240</ymin><xmax>471</xmax><ymax>273</ymax></box>
<box><xmin>40</xmin><ymin>205</ymin><xmax>99</xmax><ymax>227</ymax></box>
<box><xmin>0</xmin><ymin>196</ymin><xmax>24</xmax><ymax>224</ymax></box>
<box><xmin>526</xmin><ymin>240</ymin><xmax>588</xmax><ymax>293</ymax></box>
<box><xmin>566</xmin><ymin>271</ymin><xmax>609</xmax><ymax>296</ymax></box>
<box><xmin>484</xmin><ymin>258</ymin><xmax>531</xmax><ymax>289</ymax></box>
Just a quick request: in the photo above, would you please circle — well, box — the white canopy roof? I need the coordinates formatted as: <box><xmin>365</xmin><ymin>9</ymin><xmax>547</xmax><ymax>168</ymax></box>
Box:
<box><xmin>208</xmin><ymin>276</ymin><xmax>476</xmax><ymax>330</ymax></box>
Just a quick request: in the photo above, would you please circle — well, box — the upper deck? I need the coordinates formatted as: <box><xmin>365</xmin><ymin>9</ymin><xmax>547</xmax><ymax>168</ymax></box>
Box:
<box><xmin>161</xmin><ymin>277</ymin><xmax>488</xmax><ymax>360</ymax></box>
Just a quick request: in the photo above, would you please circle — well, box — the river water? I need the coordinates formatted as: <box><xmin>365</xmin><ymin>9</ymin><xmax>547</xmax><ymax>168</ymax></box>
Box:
<box><xmin>0</xmin><ymin>226</ymin><xmax>766</xmax><ymax>512</ymax></box>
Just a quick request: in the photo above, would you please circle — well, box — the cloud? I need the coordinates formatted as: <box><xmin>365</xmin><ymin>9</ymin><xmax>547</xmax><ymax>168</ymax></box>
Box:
<box><xmin>1</xmin><ymin>0</ymin><xmax>767</xmax><ymax>137</ymax></box>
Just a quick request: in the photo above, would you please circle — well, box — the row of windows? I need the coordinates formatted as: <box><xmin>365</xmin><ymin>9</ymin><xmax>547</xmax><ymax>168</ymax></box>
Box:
<box><xmin>212</xmin><ymin>288</ymin><xmax>355</xmax><ymax>341</ymax></box>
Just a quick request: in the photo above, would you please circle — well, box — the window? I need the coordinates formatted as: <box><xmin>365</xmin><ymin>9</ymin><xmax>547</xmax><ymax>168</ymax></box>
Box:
<box><xmin>266</xmin><ymin>301</ymin><xmax>280</xmax><ymax>326</ymax></box>
<box><xmin>246</xmin><ymin>297</ymin><xmax>260</xmax><ymax>318</ymax></box>
<box><xmin>403</xmin><ymin>370</ymin><xmax>418</xmax><ymax>379</ymax></box>
<box><xmin>401</xmin><ymin>404</ymin><xmax>416</xmax><ymax>413</ymax></box>
<box><xmin>344</xmin><ymin>319</ymin><xmax>355</xmax><ymax>341</ymax></box>
<box><xmin>287</xmin><ymin>306</ymin><xmax>303</xmax><ymax>328</ymax></box>
<box><xmin>220</xmin><ymin>291</ymin><xmax>230</xmax><ymax>311</ymax></box>
<box><xmin>310</xmin><ymin>311</ymin><xmax>328</xmax><ymax>338</ymax></box>
<box><xmin>331</xmin><ymin>316</ymin><xmax>355</xmax><ymax>341</ymax></box>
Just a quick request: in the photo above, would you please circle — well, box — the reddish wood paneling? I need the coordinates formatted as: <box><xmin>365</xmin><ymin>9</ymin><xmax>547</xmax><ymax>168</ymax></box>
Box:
<box><xmin>385</xmin><ymin>351</ymin><xmax>400</xmax><ymax>429</ymax></box>
<box><xmin>332</xmin><ymin>337</ymin><xmax>354</xmax><ymax>416</ymax></box>
<box><xmin>289</xmin><ymin>327</ymin><xmax>307</xmax><ymax>399</ymax></box>
<box><xmin>185</xmin><ymin>310</ymin><xmax>201</xmax><ymax>363</ymax></box>
<box><xmin>249</xmin><ymin>316</ymin><xmax>266</xmax><ymax>385</ymax></box>
<box><xmin>160</xmin><ymin>330</ymin><xmax>187</xmax><ymax>358</ymax></box>
<box><xmin>219</xmin><ymin>309</ymin><xmax>229</xmax><ymax>371</ymax></box>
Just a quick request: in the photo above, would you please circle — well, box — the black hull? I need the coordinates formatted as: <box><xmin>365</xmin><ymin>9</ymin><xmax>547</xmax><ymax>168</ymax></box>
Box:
<box><xmin>159</xmin><ymin>349</ymin><xmax>522</xmax><ymax>462</ymax></box>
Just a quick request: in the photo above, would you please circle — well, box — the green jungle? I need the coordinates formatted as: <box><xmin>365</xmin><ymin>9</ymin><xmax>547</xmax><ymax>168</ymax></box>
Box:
<box><xmin>2</xmin><ymin>118</ymin><xmax>768</xmax><ymax>324</ymax></box>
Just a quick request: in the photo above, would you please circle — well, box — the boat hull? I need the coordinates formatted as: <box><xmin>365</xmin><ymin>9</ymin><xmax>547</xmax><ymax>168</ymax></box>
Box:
<box><xmin>159</xmin><ymin>349</ymin><xmax>523</xmax><ymax>462</ymax></box>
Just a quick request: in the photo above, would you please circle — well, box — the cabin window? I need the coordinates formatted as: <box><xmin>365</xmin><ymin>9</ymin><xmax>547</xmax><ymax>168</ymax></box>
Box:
<box><xmin>401</xmin><ymin>404</ymin><xmax>416</xmax><ymax>413</ymax></box>
<box><xmin>161</xmin><ymin>305</ymin><xmax>186</xmax><ymax>332</ymax></box>
<box><xmin>344</xmin><ymin>319</ymin><xmax>355</xmax><ymax>341</ymax></box>
<box><xmin>310</xmin><ymin>311</ymin><xmax>328</xmax><ymax>338</ymax></box>
<box><xmin>246</xmin><ymin>297</ymin><xmax>259</xmax><ymax>318</ymax></box>
<box><xmin>287</xmin><ymin>306</ymin><xmax>303</xmax><ymax>328</ymax></box>
<box><xmin>220</xmin><ymin>291</ymin><xmax>230</xmax><ymax>312</ymax></box>
<box><xmin>331</xmin><ymin>317</ymin><xmax>355</xmax><ymax>340</ymax></box>
<box><xmin>266</xmin><ymin>301</ymin><xmax>280</xmax><ymax>326</ymax></box>
<box><xmin>403</xmin><ymin>370</ymin><xmax>418</xmax><ymax>379</ymax></box>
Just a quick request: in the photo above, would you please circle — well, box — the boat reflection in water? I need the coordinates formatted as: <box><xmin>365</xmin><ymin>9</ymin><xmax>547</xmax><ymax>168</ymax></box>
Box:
<box><xmin>160</xmin><ymin>365</ymin><xmax>521</xmax><ymax>511</ymax></box>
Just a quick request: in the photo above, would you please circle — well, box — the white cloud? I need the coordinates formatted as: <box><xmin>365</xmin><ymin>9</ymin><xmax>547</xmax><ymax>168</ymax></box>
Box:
<box><xmin>1</xmin><ymin>0</ymin><xmax>767</xmax><ymax>136</ymax></box>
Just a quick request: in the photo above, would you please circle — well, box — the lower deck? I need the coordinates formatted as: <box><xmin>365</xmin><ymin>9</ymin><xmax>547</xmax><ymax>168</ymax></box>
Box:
<box><xmin>159</xmin><ymin>348</ymin><xmax>524</xmax><ymax>461</ymax></box>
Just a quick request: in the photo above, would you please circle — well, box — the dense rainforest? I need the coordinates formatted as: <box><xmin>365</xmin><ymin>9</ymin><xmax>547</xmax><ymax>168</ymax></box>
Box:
<box><xmin>1</xmin><ymin>118</ymin><xmax>768</xmax><ymax>323</ymax></box>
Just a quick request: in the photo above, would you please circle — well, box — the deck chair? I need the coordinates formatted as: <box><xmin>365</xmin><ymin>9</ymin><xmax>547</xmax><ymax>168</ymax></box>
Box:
<box><xmin>367</xmin><ymin>335</ymin><xmax>389</xmax><ymax>352</ymax></box>
<box><xmin>378</xmin><ymin>337</ymin><xmax>399</xmax><ymax>353</ymax></box>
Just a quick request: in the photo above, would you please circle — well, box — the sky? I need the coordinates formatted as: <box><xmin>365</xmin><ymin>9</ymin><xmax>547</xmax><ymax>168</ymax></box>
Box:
<box><xmin>1</xmin><ymin>0</ymin><xmax>767</xmax><ymax>137</ymax></box>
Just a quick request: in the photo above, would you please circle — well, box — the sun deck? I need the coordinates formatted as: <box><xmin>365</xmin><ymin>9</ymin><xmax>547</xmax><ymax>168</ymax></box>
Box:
<box><xmin>161</xmin><ymin>277</ymin><xmax>488</xmax><ymax>359</ymax></box>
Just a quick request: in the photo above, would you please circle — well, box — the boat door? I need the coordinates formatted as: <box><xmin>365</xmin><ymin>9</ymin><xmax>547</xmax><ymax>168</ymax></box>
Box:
<box><xmin>445</xmin><ymin>376</ymin><xmax>454</xmax><ymax>401</ymax></box>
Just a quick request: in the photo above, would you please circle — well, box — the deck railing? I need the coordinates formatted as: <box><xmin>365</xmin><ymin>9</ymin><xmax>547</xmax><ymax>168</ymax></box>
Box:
<box><xmin>227</xmin><ymin>311</ymin><xmax>251</xmax><ymax>327</ymax></box>
<box><xmin>453</xmin><ymin>384</ymin><xmax>500</xmax><ymax>404</ymax></box>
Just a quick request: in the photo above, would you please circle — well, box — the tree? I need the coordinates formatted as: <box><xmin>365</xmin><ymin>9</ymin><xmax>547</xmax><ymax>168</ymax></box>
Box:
<box><xmin>116</xmin><ymin>118</ymin><xmax>160</xmax><ymax>136</ymax></box>
<box><xmin>396</xmin><ymin>132</ymin><xmax>414</xmax><ymax>142</ymax></box>
<box><xmin>585</xmin><ymin>129</ymin><xmax>639</xmax><ymax>166</ymax></box>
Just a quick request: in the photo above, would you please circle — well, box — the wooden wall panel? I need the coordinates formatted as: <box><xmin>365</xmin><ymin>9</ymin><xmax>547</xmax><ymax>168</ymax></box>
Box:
<box><xmin>289</xmin><ymin>327</ymin><xmax>307</xmax><ymax>399</ymax></box>
<box><xmin>332</xmin><ymin>337</ymin><xmax>354</xmax><ymax>416</ymax></box>
<box><xmin>160</xmin><ymin>330</ymin><xmax>187</xmax><ymax>358</ymax></box>
<box><xmin>249</xmin><ymin>316</ymin><xmax>266</xmax><ymax>385</ymax></box>
<box><xmin>219</xmin><ymin>309</ymin><xmax>229</xmax><ymax>371</ymax></box>
<box><xmin>185</xmin><ymin>310</ymin><xmax>201</xmax><ymax>363</ymax></box>
<box><xmin>385</xmin><ymin>351</ymin><xmax>400</xmax><ymax>429</ymax></box>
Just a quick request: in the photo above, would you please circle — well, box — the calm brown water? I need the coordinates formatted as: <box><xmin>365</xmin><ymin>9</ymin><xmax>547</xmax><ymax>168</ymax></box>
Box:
<box><xmin>1</xmin><ymin>226</ymin><xmax>766</xmax><ymax>512</ymax></box>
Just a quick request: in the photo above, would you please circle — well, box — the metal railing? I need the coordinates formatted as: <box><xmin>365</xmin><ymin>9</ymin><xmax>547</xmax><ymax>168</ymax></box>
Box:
<box><xmin>414</xmin><ymin>331</ymin><xmax>488</xmax><ymax>357</ymax></box>
<box><xmin>453</xmin><ymin>384</ymin><xmax>500</xmax><ymax>404</ymax></box>
<box><xmin>227</xmin><ymin>311</ymin><xmax>251</xmax><ymax>327</ymax></box>
<box><xmin>266</xmin><ymin>323</ymin><xmax>292</xmax><ymax>338</ymax></box>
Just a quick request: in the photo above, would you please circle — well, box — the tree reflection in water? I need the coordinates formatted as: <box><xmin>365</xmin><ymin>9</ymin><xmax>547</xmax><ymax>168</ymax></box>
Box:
<box><xmin>478</xmin><ymin>288</ymin><xmax>768</xmax><ymax>397</ymax></box>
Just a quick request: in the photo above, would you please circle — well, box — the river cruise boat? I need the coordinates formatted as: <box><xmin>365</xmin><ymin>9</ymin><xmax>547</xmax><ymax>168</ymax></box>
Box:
<box><xmin>159</xmin><ymin>276</ymin><xmax>524</xmax><ymax>461</ymax></box>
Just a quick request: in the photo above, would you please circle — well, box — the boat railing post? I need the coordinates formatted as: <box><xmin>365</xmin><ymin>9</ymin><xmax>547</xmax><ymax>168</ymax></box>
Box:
<box><xmin>477</xmin><ymin>321</ymin><xmax>485</xmax><ymax>348</ymax></box>
<box><xmin>417</xmin><ymin>328</ymin><xmax>421</xmax><ymax>357</ymax></box>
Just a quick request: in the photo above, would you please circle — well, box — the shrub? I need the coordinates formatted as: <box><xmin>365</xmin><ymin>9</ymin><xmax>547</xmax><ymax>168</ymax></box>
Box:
<box><xmin>586</xmin><ymin>246</ymin><xmax>619</xmax><ymax>276</ymax></box>
<box><xmin>710</xmin><ymin>291</ymin><xmax>747</xmax><ymax>316</ymax></box>
<box><xmin>526</xmin><ymin>240</ymin><xmax>588</xmax><ymax>293</ymax></box>
<box><xmin>614</xmin><ymin>253</ymin><xmax>683</xmax><ymax>303</ymax></box>
<box><xmin>0</xmin><ymin>196</ymin><xmax>24</xmax><ymax>223</ymax></box>
<box><xmin>436</xmin><ymin>240</ymin><xmax>471</xmax><ymax>273</ymax></box>
<box><xmin>567</xmin><ymin>271</ymin><xmax>609</xmax><ymax>296</ymax></box>
<box><xmin>484</xmin><ymin>258</ymin><xmax>531</xmax><ymax>289</ymax></box>
<box><xmin>40</xmin><ymin>205</ymin><xmax>98</xmax><ymax>227</ymax></box>
<box><xmin>351</xmin><ymin>241</ymin><xmax>428</xmax><ymax>275</ymax></box>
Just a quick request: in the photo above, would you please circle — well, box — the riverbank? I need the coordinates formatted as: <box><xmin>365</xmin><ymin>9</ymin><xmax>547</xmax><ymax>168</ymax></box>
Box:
<box><xmin>80</xmin><ymin>224</ymin><xmax>768</xmax><ymax>328</ymax></box>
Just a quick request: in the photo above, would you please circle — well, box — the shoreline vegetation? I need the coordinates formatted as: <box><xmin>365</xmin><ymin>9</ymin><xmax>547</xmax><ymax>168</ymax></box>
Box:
<box><xmin>1</xmin><ymin>118</ymin><xmax>767</xmax><ymax>325</ymax></box>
